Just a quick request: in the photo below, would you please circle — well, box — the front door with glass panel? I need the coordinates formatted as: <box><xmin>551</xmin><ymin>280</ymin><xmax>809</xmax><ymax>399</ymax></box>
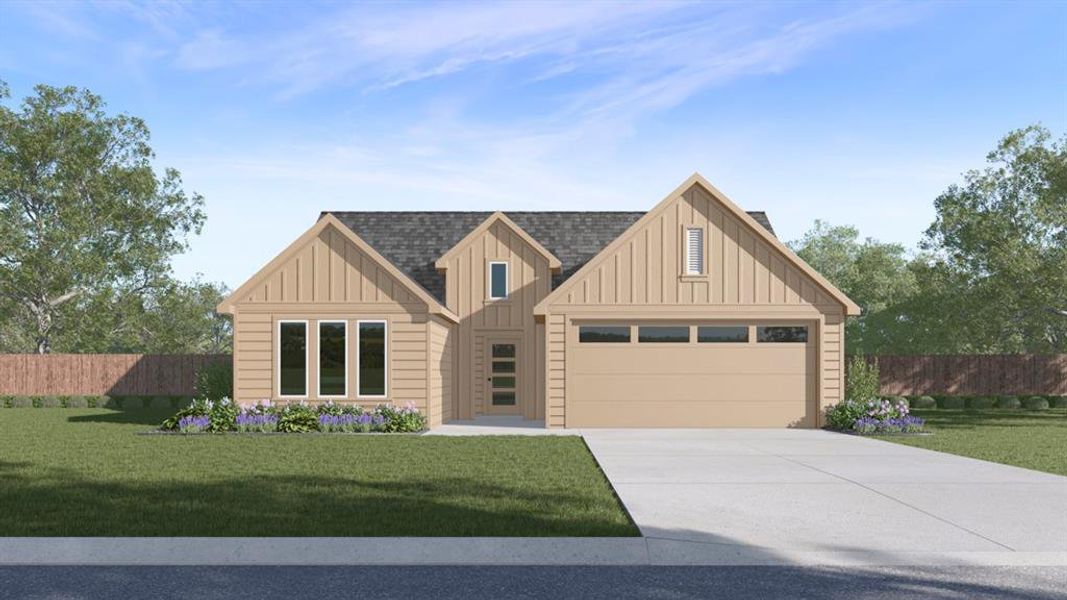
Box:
<box><xmin>486</xmin><ymin>339</ymin><xmax>520</xmax><ymax>415</ymax></box>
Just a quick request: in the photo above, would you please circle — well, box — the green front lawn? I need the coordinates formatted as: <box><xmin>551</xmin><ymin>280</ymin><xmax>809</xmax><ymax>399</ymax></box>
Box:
<box><xmin>879</xmin><ymin>409</ymin><xmax>1067</xmax><ymax>476</ymax></box>
<box><xmin>0</xmin><ymin>409</ymin><xmax>637</xmax><ymax>537</ymax></box>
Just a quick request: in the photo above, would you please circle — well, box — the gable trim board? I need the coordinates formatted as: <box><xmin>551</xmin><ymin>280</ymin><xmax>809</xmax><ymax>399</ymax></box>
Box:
<box><xmin>222</xmin><ymin>173</ymin><xmax>858</xmax><ymax>429</ymax></box>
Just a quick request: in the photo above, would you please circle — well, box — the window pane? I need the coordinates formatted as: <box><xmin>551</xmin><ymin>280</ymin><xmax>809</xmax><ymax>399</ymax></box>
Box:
<box><xmin>638</xmin><ymin>326</ymin><xmax>689</xmax><ymax>343</ymax></box>
<box><xmin>279</xmin><ymin>322</ymin><xmax>307</xmax><ymax>396</ymax></box>
<box><xmin>493</xmin><ymin>376</ymin><xmax>516</xmax><ymax>388</ymax></box>
<box><xmin>492</xmin><ymin>344</ymin><xmax>515</xmax><ymax>358</ymax></box>
<box><xmin>757</xmin><ymin>326</ymin><xmax>808</xmax><ymax>343</ymax></box>
<box><xmin>490</xmin><ymin>263</ymin><xmax>508</xmax><ymax>299</ymax></box>
<box><xmin>491</xmin><ymin>361</ymin><xmax>515</xmax><ymax>373</ymax></box>
<box><xmin>578</xmin><ymin>326</ymin><xmax>630</xmax><ymax>343</ymax></box>
<box><xmin>319</xmin><ymin>322</ymin><xmax>346</xmax><ymax>396</ymax></box>
<box><xmin>698</xmin><ymin>326</ymin><xmax>748</xmax><ymax>343</ymax></box>
<box><xmin>492</xmin><ymin>391</ymin><xmax>516</xmax><ymax>406</ymax></box>
<box><xmin>359</xmin><ymin>322</ymin><xmax>386</xmax><ymax>396</ymax></box>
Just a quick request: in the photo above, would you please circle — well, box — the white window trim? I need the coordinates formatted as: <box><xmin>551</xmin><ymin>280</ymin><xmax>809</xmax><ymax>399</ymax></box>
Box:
<box><xmin>276</xmin><ymin>319</ymin><xmax>309</xmax><ymax>399</ymax></box>
<box><xmin>316</xmin><ymin>320</ymin><xmax>348</xmax><ymax>399</ymax></box>
<box><xmin>488</xmin><ymin>261</ymin><xmax>509</xmax><ymax>300</ymax></box>
<box><xmin>685</xmin><ymin>227</ymin><xmax>705</xmax><ymax>275</ymax></box>
<box><xmin>356</xmin><ymin>319</ymin><xmax>388</xmax><ymax>399</ymax></box>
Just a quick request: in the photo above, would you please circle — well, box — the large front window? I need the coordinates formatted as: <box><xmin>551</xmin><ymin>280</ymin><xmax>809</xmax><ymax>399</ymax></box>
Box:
<box><xmin>318</xmin><ymin>321</ymin><xmax>347</xmax><ymax>397</ymax></box>
<box><xmin>358</xmin><ymin>321</ymin><xmax>387</xmax><ymax>397</ymax></box>
<box><xmin>278</xmin><ymin>321</ymin><xmax>307</xmax><ymax>396</ymax></box>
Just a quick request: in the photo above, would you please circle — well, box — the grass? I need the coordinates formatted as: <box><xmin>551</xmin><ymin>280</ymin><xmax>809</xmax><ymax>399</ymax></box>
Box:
<box><xmin>878</xmin><ymin>409</ymin><xmax>1067</xmax><ymax>476</ymax></box>
<box><xmin>0</xmin><ymin>409</ymin><xmax>637</xmax><ymax>537</ymax></box>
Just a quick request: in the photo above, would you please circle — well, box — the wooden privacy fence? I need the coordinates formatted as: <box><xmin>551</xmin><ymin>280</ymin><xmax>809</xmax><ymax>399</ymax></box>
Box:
<box><xmin>0</xmin><ymin>354</ymin><xmax>231</xmax><ymax>397</ymax></box>
<box><xmin>868</xmin><ymin>354</ymin><xmax>1067</xmax><ymax>396</ymax></box>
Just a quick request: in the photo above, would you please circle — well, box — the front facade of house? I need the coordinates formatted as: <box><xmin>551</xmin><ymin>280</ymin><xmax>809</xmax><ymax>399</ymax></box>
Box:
<box><xmin>217</xmin><ymin>174</ymin><xmax>860</xmax><ymax>428</ymax></box>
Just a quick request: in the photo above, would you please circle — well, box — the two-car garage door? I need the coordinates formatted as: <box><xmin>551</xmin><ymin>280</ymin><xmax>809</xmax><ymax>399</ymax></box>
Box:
<box><xmin>567</xmin><ymin>322</ymin><xmax>816</xmax><ymax>428</ymax></box>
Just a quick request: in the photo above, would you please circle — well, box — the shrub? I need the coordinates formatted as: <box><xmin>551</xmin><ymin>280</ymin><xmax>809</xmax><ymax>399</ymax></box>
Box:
<box><xmin>30</xmin><ymin>395</ymin><xmax>44</xmax><ymax>408</ymax></box>
<box><xmin>171</xmin><ymin>396</ymin><xmax>191</xmax><ymax>408</ymax></box>
<box><xmin>208</xmin><ymin>397</ymin><xmax>239</xmax><ymax>432</ymax></box>
<box><xmin>845</xmin><ymin>356</ymin><xmax>880</xmax><ymax>402</ymax></box>
<box><xmin>12</xmin><ymin>396</ymin><xmax>33</xmax><ymax>408</ymax></box>
<box><xmin>67</xmin><ymin>396</ymin><xmax>89</xmax><ymax>408</ymax></box>
<box><xmin>194</xmin><ymin>361</ymin><xmax>233</xmax><ymax>402</ymax></box>
<box><xmin>98</xmin><ymin>395</ymin><xmax>120</xmax><ymax>409</ymax></box>
<box><xmin>910</xmin><ymin>396</ymin><xmax>937</xmax><ymax>409</ymax></box>
<box><xmin>149</xmin><ymin>396</ymin><xmax>173</xmax><ymax>409</ymax></box>
<box><xmin>1</xmin><ymin>395</ymin><xmax>13</xmax><ymax>408</ymax></box>
<box><xmin>937</xmin><ymin>396</ymin><xmax>966</xmax><ymax>410</ymax></box>
<box><xmin>996</xmin><ymin>396</ymin><xmax>1022</xmax><ymax>409</ymax></box>
<box><xmin>1023</xmin><ymin>396</ymin><xmax>1049</xmax><ymax>410</ymax></box>
<box><xmin>161</xmin><ymin>399</ymin><xmax>210</xmax><ymax>431</ymax></box>
<box><xmin>1050</xmin><ymin>396</ymin><xmax>1067</xmax><ymax>409</ymax></box>
<box><xmin>40</xmin><ymin>396</ymin><xmax>62</xmax><ymax>408</ymax></box>
<box><xmin>374</xmin><ymin>403</ymin><xmax>427</xmax><ymax>433</ymax></box>
<box><xmin>277</xmin><ymin>403</ymin><xmax>319</xmax><ymax>433</ymax></box>
<box><xmin>968</xmin><ymin>396</ymin><xmax>997</xmax><ymax>409</ymax></box>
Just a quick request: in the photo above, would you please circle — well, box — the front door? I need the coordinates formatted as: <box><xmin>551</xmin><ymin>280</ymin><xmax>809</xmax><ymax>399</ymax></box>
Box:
<box><xmin>485</xmin><ymin>339</ymin><xmax>520</xmax><ymax>415</ymax></box>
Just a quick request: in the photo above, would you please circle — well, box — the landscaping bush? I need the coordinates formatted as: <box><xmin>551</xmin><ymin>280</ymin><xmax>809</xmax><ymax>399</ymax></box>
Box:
<box><xmin>277</xmin><ymin>403</ymin><xmax>319</xmax><ymax>433</ymax></box>
<box><xmin>12</xmin><ymin>396</ymin><xmax>33</xmax><ymax>408</ymax></box>
<box><xmin>236</xmin><ymin>412</ymin><xmax>278</xmax><ymax>432</ymax></box>
<box><xmin>208</xmin><ymin>397</ymin><xmax>239</xmax><ymax>432</ymax></box>
<box><xmin>968</xmin><ymin>396</ymin><xmax>997</xmax><ymax>409</ymax></box>
<box><xmin>826</xmin><ymin>398</ymin><xmax>911</xmax><ymax>431</ymax></box>
<box><xmin>194</xmin><ymin>361</ymin><xmax>233</xmax><ymax>402</ymax></box>
<box><xmin>178</xmin><ymin>415</ymin><xmax>211</xmax><ymax>433</ymax></box>
<box><xmin>937</xmin><ymin>396</ymin><xmax>966</xmax><ymax>410</ymax></box>
<box><xmin>1023</xmin><ymin>396</ymin><xmax>1049</xmax><ymax>410</ymax></box>
<box><xmin>375</xmin><ymin>403</ymin><xmax>427</xmax><ymax>433</ymax></box>
<box><xmin>1</xmin><ymin>395</ymin><xmax>13</xmax><ymax>408</ymax></box>
<box><xmin>845</xmin><ymin>356</ymin><xmax>880</xmax><ymax>402</ymax></box>
<box><xmin>160</xmin><ymin>399</ymin><xmax>210</xmax><ymax>431</ymax></box>
<box><xmin>149</xmin><ymin>396</ymin><xmax>174</xmax><ymax>410</ymax></box>
<box><xmin>99</xmin><ymin>395</ymin><xmax>121</xmax><ymax>409</ymax></box>
<box><xmin>66</xmin><ymin>396</ymin><xmax>89</xmax><ymax>408</ymax></box>
<box><xmin>1050</xmin><ymin>396</ymin><xmax>1067</xmax><ymax>409</ymax></box>
<box><xmin>40</xmin><ymin>396</ymin><xmax>62</xmax><ymax>408</ymax></box>
<box><xmin>851</xmin><ymin>415</ymin><xmax>925</xmax><ymax>434</ymax></box>
<box><xmin>30</xmin><ymin>395</ymin><xmax>44</xmax><ymax>408</ymax></box>
<box><xmin>996</xmin><ymin>396</ymin><xmax>1022</xmax><ymax>409</ymax></box>
<box><xmin>910</xmin><ymin>396</ymin><xmax>937</xmax><ymax>409</ymax></box>
<box><xmin>317</xmin><ymin>400</ymin><xmax>345</xmax><ymax>417</ymax></box>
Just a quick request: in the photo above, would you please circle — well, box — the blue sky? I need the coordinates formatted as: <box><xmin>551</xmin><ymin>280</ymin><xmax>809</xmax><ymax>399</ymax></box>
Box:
<box><xmin>2</xmin><ymin>1</ymin><xmax>1064</xmax><ymax>289</ymax></box>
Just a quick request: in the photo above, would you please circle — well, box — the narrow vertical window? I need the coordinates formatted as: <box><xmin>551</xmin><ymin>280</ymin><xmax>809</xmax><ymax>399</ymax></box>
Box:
<box><xmin>278</xmin><ymin>321</ymin><xmax>307</xmax><ymax>397</ymax></box>
<box><xmin>489</xmin><ymin>261</ymin><xmax>509</xmax><ymax>299</ymax></box>
<box><xmin>685</xmin><ymin>228</ymin><xmax>704</xmax><ymax>275</ymax></box>
<box><xmin>318</xmin><ymin>321</ymin><xmax>347</xmax><ymax>397</ymax></box>
<box><xmin>358</xmin><ymin>321</ymin><xmax>387</xmax><ymax>397</ymax></box>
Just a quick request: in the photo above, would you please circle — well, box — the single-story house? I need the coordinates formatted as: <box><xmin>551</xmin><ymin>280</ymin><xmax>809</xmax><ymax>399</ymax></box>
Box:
<box><xmin>217</xmin><ymin>173</ymin><xmax>860</xmax><ymax>428</ymax></box>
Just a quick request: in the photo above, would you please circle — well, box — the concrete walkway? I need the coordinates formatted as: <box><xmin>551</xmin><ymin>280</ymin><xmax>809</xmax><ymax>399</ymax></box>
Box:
<box><xmin>581</xmin><ymin>428</ymin><xmax>1067</xmax><ymax>565</ymax></box>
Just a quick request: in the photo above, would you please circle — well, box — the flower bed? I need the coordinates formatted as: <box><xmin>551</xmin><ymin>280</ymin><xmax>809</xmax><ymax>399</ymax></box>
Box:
<box><xmin>160</xmin><ymin>399</ymin><xmax>427</xmax><ymax>434</ymax></box>
<box><xmin>825</xmin><ymin>398</ymin><xmax>926</xmax><ymax>435</ymax></box>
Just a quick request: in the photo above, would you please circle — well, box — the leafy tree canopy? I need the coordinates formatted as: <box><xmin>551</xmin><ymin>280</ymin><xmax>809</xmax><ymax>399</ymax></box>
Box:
<box><xmin>0</xmin><ymin>81</ymin><xmax>228</xmax><ymax>353</ymax></box>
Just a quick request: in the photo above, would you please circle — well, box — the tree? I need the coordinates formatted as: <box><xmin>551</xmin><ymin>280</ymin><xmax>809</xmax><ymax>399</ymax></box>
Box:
<box><xmin>789</xmin><ymin>221</ymin><xmax>917</xmax><ymax>354</ymax></box>
<box><xmin>924</xmin><ymin>125</ymin><xmax>1067</xmax><ymax>352</ymax></box>
<box><xmin>52</xmin><ymin>280</ymin><xmax>232</xmax><ymax>354</ymax></box>
<box><xmin>0</xmin><ymin>82</ymin><xmax>205</xmax><ymax>353</ymax></box>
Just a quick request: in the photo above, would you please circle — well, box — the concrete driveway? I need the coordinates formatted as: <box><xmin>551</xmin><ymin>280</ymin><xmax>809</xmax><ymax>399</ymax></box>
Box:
<box><xmin>582</xmin><ymin>429</ymin><xmax>1067</xmax><ymax>564</ymax></box>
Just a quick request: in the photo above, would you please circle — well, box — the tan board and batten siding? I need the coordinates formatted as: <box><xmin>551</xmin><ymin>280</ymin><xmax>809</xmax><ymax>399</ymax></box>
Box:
<box><xmin>436</xmin><ymin>214</ymin><xmax>555</xmax><ymax>422</ymax></box>
<box><xmin>537</xmin><ymin>178</ymin><xmax>854</xmax><ymax>428</ymax></box>
<box><xmin>224</xmin><ymin>216</ymin><xmax>454</xmax><ymax>422</ymax></box>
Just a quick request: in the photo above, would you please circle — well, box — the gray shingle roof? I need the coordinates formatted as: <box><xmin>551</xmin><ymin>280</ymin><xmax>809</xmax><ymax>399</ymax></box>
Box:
<box><xmin>326</xmin><ymin>211</ymin><xmax>775</xmax><ymax>303</ymax></box>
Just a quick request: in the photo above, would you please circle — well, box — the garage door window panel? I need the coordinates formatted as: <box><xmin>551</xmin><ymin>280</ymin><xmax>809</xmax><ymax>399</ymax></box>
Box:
<box><xmin>698</xmin><ymin>326</ymin><xmax>749</xmax><ymax>343</ymax></box>
<box><xmin>757</xmin><ymin>326</ymin><xmax>808</xmax><ymax>343</ymax></box>
<box><xmin>638</xmin><ymin>326</ymin><xmax>690</xmax><ymax>343</ymax></box>
<box><xmin>579</xmin><ymin>326</ymin><xmax>631</xmax><ymax>343</ymax></box>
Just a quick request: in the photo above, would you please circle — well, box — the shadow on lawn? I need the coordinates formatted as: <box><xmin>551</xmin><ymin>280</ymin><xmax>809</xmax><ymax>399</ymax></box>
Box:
<box><xmin>67</xmin><ymin>409</ymin><xmax>174</xmax><ymax>426</ymax></box>
<box><xmin>0</xmin><ymin>460</ymin><xmax>638</xmax><ymax>537</ymax></box>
